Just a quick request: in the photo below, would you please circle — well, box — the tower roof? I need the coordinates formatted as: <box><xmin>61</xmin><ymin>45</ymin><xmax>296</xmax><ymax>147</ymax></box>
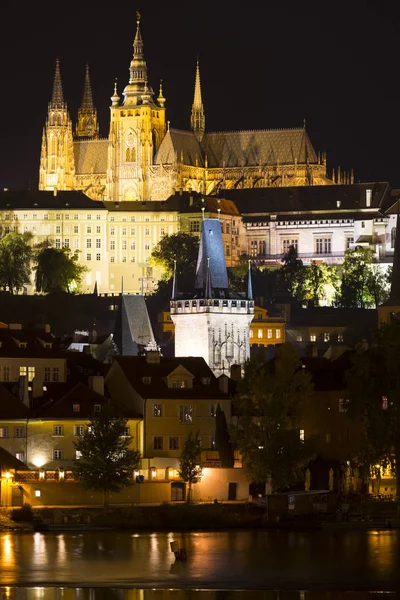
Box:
<box><xmin>193</xmin><ymin>60</ymin><xmax>203</xmax><ymax>109</ymax></box>
<box><xmin>195</xmin><ymin>218</ymin><xmax>228</xmax><ymax>292</ymax></box>
<box><xmin>191</xmin><ymin>60</ymin><xmax>205</xmax><ymax>142</ymax></box>
<box><xmin>80</xmin><ymin>64</ymin><xmax>95</xmax><ymax>112</ymax></box>
<box><xmin>123</xmin><ymin>12</ymin><xmax>155</xmax><ymax>106</ymax></box>
<box><xmin>50</xmin><ymin>59</ymin><xmax>64</xmax><ymax>108</ymax></box>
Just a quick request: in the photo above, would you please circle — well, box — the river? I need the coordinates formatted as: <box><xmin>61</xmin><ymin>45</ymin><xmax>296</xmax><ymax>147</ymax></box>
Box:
<box><xmin>0</xmin><ymin>529</ymin><xmax>399</xmax><ymax>597</ymax></box>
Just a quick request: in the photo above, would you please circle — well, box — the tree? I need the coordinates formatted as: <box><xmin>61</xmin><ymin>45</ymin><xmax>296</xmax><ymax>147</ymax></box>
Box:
<box><xmin>337</xmin><ymin>247</ymin><xmax>376</xmax><ymax>308</ymax></box>
<box><xmin>232</xmin><ymin>345</ymin><xmax>315</xmax><ymax>491</ymax></box>
<box><xmin>73</xmin><ymin>406</ymin><xmax>141</xmax><ymax>506</ymax></box>
<box><xmin>346</xmin><ymin>320</ymin><xmax>400</xmax><ymax>495</ymax></box>
<box><xmin>302</xmin><ymin>262</ymin><xmax>339</xmax><ymax>307</ymax></box>
<box><xmin>215</xmin><ymin>404</ymin><xmax>234</xmax><ymax>467</ymax></box>
<box><xmin>149</xmin><ymin>232</ymin><xmax>199</xmax><ymax>281</ymax></box>
<box><xmin>35</xmin><ymin>247</ymin><xmax>86</xmax><ymax>293</ymax></box>
<box><xmin>277</xmin><ymin>245</ymin><xmax>306</xmax><ymax>301</ymax></box>
<box><xmin>178</xmin><ymin>430</ymin><xmax>203</xmax><ymax>503</ymax></box>
<box><xmin>0</xmin><ymin>231</ymin><xmax>33</xmax><ymax>294</ymax></box>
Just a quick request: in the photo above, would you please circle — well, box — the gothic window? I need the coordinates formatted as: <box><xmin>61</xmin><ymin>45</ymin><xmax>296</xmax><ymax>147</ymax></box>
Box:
<box><xmin>125</xmin><ymin>147</ymin><xmax>136</xmax><ymax>162</ymax></box>
<box><xmin>226</xmin><ymin>338</ymin><xmax>234</xmax><ymax>358</ymax></box>
<box><xmin>391</xmin><ymin>227</ymin><xmax>396</xmax><ymax>249</ymax></box>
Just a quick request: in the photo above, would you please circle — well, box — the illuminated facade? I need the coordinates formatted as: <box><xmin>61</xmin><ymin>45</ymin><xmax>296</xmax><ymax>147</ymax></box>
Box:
<box><xmin>39</xmin><ymin>15</ymin><xmax>332</xmax><ymax>203</ymax></box>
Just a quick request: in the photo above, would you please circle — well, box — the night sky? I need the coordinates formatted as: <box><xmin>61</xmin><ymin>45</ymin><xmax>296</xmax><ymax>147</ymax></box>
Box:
<box><xmin>1</xmin><ymin>1</ymin><xmax>400</xmax><ymax>190</ymax></box>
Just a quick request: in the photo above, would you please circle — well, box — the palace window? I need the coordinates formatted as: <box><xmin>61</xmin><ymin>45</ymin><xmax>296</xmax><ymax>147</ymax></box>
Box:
<box><xmin>169</xmin><ymin>436</ymin><xmax>179</xmax><ymax>450</ymax></box>
<box><xmin>56</xmin><ymin>225</ymin><xmax>61</xmax><ymax>234</ymax></box>
<box><xmin>64</xmin><ymin>239</ymin><xmax>70</xmax><ymax>248</ymax></box>
<box><xmin>53</xmin><ymin>449</ymin><xmax>63</xmax><ymax>460</ymax></box>
<box><xmin>190</xmin><ymin>221</ymin><xmax>200</xmax><ymax>232</ymax></box>
<box><xmin>282</xmin><ymin>239</ymin><xmax>298</xmax><ymax>254</ymax></box>
<box><xmin>74</xmin><ymin>226</ymin><xmax>79</xmax><ymax>234</ymax></box>
<box><xmin>87</xmin><ymin>239</ymin><xmax>92</xmax><ymax>248</ymax></box>
<box><xmin>131</xmin><ymin>228</ymin><xmax>136</xmax><ymax>235</ymax></box>
<box><xmin>122</xmin><ymin>241</ymin><xmax>127</xmax><ymax>250</ymax></box>
<box><xmin>267</xmin><ymin>329</ymin><xmax>273</xmax><ymax>339</ymax></box>
<box><xmin>153</xmin><ymin>436</ymin><xmax>163</xmax><ymax>450</ymax></box>
<box><xmin>131</xmin><ymin>241</ymin><xmax>136</xmax><ymax>250</ymax></box>
<box><xmin>315</xmin><ymin>238</ymin><xmax>331</xmax><ymax>254</ymax></box>
<box><xmin>55</xmin><ymin>239</ymin><xmax>61</xmax><ymax>249</ymax></box>
<box><xmin>96</xmin><ymin>226</ymin><xmax>101</xmax><ymax>234</ymax></box>
<box><xmin>110</xmin><ymin>241</ymin><xmax>115</xmax><ymax>250</ymax></box>
<box><xmin>86</xmin><ymin>254</ymin><xmax>92</xmax><ymax>261</ymax></box>
<box><xmin>87</xmin><ymin>226</ymin><xmax>92</xmax><ymax>234</ymax></box>
<box><xmin>153</xmin><ymin>404</ymin><xmax>162</xmax><ymax>417</ymax></box>
<box><xmin>96</xmin><ymin>239</ymin><xmax>101</xmax><ymax>248</ymax></box>
<box><xmin>0</xmin><ymin>428</ymin><xmax>9</xmax><ymax>438</ymax></box>
<box><xmin>96</xmin><ymin>253</ymin><xmax>101</xmax><ymax>261</ymax></box>
<box><xmin>346</xmin><ymin>237</ymin><xmax>354</xmax><ymax>249</ymax></box>
<box><xmin>179</xmin><ymin>405</ymin><xmax>193</xmax><ymax>423</ymax></box>
<box><xmin>53</xmin><ymin>425</ymin><xmax>64</xmax><ymax>437</ymax></box>
<box><xmin>145</xmin><ymin>228</ymin><xmax>150</xmax><ymax>236</ymax></box>
<box><xmin>122</xmin><ymin>228</ymin><xmax>127</xmax><ymax>236</ymax></box>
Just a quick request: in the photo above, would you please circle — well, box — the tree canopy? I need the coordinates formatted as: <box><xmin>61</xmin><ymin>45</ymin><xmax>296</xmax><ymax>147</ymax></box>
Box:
<box><xmin>232</xmin><ymin>344</ymin><xmax>315</xmax><ymax>491</ymax></box>
<box><xmin>149</xmin><ymin>232</ymin><xmax>199</xmax><ymax>282</ymax></box>
<box><xmin>73</xmin><ymin>406</ymin><xmax>141</xmax><ymax>506</ymax></box>
<box><xmin>178</xmin><ymin>430</ymin><xmax>203</xmax><ymax>503</ymax></box>
<box><xmin>0</xmin><ymin>231</ymin><xmax>33</xmax><ymax>294</ymax></box>
<box><xmin>337</xmin><ymin>247</ymin><xmax>389</xmax><ymax>308</ymax></box>
<box><xmin>35</xmin><ymin>247</ymin><xmax>86</xmax><ymax>293</ymax></box>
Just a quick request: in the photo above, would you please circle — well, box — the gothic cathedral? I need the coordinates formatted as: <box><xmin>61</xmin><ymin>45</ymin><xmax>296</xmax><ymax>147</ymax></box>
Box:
<box><xmin>39</xmin><ymin>14</ymin><xmax>333</xmax><ymax>203</ymax></box>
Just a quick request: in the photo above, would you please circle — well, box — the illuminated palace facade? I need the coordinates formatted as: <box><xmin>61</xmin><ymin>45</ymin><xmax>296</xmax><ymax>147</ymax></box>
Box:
<box><xmin>39</xmin><ymin>15</ymin><xmax>333</xmax><ymax>204</ymax></box>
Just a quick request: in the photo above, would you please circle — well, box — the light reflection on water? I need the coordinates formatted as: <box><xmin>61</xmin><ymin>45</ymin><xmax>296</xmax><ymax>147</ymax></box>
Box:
<box><xmin>0</xmin><ymin>589</ymin><xmax>396</xmax><ymax>599</ymax></box>
<box><xmin>0</xmin><ymin>530</ymin><xmax>399</xmax><ymax>590</ymax></box>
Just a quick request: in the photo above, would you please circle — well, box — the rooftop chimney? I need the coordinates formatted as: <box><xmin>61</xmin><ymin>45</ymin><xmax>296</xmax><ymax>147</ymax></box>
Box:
<box><xmin>366</xmin><ymin>189</ymin><xmax>372</xmax><ymax>207</ymax></box>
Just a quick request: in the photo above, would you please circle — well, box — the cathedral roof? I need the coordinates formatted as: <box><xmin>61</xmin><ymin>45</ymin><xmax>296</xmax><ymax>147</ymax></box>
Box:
<box><xmin>154</xmin><ymin>129</ymin><xmax>204</xmax><ymax>166</ymax></box>
<box><xmin>202</xmin><ymin>128</ymin><xmax>318</xmax><ymax>168</ymax></box>
<box><xmin>73</xmin><ymin>139</ymin><xmax>108</xmax><ymax>175</ymax></box>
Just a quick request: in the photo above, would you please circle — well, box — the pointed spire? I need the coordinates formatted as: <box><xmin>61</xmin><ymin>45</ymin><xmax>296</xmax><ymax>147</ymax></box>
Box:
<box><xmin>51</xmin><ymin>59</ymin><xmax>64</xmax><ymax>108</ymax></box>
<box><xmin>191</xmin><ymin>59</ymin><xmax>205</xmax><ymax>142</ymax></box>
<box><xmin>76</xmin><ymin>64</ymin><xmax>99</xmax><ymax>138</ymax></box>
<box><xmin>205</xmin><ymin>257</ymin><xmax>212</xmax><ymax>298</ymax></box>
<box><xmin>157</xmin><ymin>79</ymin><xmax>166</xmax><ymax>108</ymax></box>
<box><xmin>111</xmin><ymin>79</ymin><xmax>120</xmax><ymax>106</ymax></box>
<box><xmin>247</xmin><ymin>260</ymin><xmax>253</xmax><ymax>301</ymax></box>
<box><xmin>171</xmin><ymin>259</ymin><xmax>178</xmax><ymax>300</ymax></box>
<box><xmin>123</xmin><ymin>11</ymin><xmax>153</xmax><ymax>105</ymax></box>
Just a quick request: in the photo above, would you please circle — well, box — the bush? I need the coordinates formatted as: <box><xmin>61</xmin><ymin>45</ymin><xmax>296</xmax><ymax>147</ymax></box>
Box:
<box><xmin>10</xmin><ymin>503</ymin><xmax>34</xmax><ymax>522</ymax></box>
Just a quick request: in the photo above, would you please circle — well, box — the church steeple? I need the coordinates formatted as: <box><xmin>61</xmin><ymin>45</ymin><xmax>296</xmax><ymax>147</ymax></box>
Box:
<box><xmin>191</xmin><ymin>59</ymin><xmax>205</xmax><ymax>142</ymax></box>
<box><xmin>76</xmin><ymin>65</ymin><xmax>99</xmax><ymax>138</ymax></box>
<box><xmin>51</xmin><ymin>59</ymin><xmax>64</xmax><ymax>108</ymax></box>
<box><xmin>123</xmin><ymin>11</ymin><xmax>155</xmax><ymax>106</ymax></box>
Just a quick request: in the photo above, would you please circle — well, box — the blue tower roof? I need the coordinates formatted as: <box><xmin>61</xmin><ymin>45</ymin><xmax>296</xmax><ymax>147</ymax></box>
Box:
<box><xmin>195</xmin><ymin>218</ymin><xmax>228</xmax><ymax>291</ymax></box>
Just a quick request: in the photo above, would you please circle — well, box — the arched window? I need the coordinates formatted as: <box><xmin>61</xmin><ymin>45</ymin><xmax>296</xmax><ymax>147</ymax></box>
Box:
<box><xmin>391</xmin><ymin>227</ymin><xmax>397</xmax><ymax>249</ymax></box>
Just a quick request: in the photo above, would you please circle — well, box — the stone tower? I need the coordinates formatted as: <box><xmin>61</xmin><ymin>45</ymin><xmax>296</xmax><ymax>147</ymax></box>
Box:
<box><xmin>75</xmin><ymin>65</ymin><xmax>99</xmax><ymax>138</ymax></box>
<box><xmin>170</xmin><ymin>218</ymin><xmax>254</xmax><ymax>377</ymax></box>
<box><xmin>378</xmin><ymin>211</ymin><xmax>400</xmax><ymax>325</ymax></box>
<box><xmin>106</xmin><ymin>12</ymin><xmax>166</xmax><ymax>201</ymax></box>
<box><xmin>39</xmin><ymin>60</ymin><xmax>76</xmax><ymax>191</ymax></box>
<box><xmin>190</xmin><ymin>60</ymin><xmax>205</xmax><ymax>142</ymax></box>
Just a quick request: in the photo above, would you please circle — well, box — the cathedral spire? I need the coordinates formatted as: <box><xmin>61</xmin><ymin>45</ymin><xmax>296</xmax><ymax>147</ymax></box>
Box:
<box><xmin>191</xmin><ymin>59</ymin><xmax>205</xmax><ymax>142</ymax></box>
<box><xmin>76</xmin><ymin>64</ymin><xmax>99</xmax><ymax>138</ymax></box>
<box><xmin>51</xmin><ymin>59</ymin><xmax>64</xmax><ymax>108</ymax></box>
<box><xmin>123</xmin><ymin>11</ymin><xmax>154</xmax><ymax>105</ymax></box>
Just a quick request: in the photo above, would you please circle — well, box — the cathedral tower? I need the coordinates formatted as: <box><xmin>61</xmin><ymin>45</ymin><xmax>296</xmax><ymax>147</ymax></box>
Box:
<box><xmin>170</xmin><ymin>218</ymin><xmax>254</xmax><ymax>377</ymax></box>
<box><xmin>190</xmin><ymin>60</ymin><xmax>205</xmax><ymax>142</ymax></box>
<box><xmin>107</xmin><ymin>12</ymin><xmax>166</xmax><ymax>201</ymax></box>
<box><xmin>75</xmin><ymin>65</ymin><xmax>99</xmax><ymax>138</ymax></box>
<box><xmin>39</xmin><ymin>60</ymin><xmax>75</xmax><ymax>191</ymax></box>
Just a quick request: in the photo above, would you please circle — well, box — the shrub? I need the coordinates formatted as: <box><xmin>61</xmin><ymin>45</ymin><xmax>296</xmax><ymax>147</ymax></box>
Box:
<box><xmin>10</xmin><ymin>503</ymin><xmax>34</xmax><ymax>522</ymax></box>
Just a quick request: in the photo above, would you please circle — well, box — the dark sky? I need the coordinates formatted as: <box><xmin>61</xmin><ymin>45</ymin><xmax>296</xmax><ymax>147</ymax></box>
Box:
<box><xmin>1</xmin><ymin>1</ymin><xmax>400</xmax><ymax>190</ymax></box>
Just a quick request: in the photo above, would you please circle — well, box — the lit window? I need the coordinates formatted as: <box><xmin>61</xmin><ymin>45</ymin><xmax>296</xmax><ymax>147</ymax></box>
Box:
<box><xmin>75</xmin><ymin>451</ymin><xmax>82</xmax><ymax>460</ymax></box>
<box><xmin>267</xmin><ymin>329</ymin><xmax>272</xmax><ymax>339</ymax></box>
<box><xmin>28</xmin><ymin>366</ymin><xmax>35</xmax><ymax>381</ymax></box>
<box><xmin>16</xmin><ymin>452</ymin><xmax>25</xmax><ymax>462</ymax></box>
<box><xmin>35</xmin><ymin>489</ymin><xmax>41</xmax><ymax>498</ymax></box>
<box><xmin>338</xmin><ymin>333</ymin><xmax>344</xmax><ymax>343</ymax></box>
<box><xmin>310</xmin><ymin>334</ymin><xmax>316</xmax><ymax>342</ymax></box>
<box><xmin>73</xmin><ymin>404</ymin><xmax>80</xmax><ymax>413</ymax></box>
<box><xmin>172</xmin><ymin>380</ymin><xmax>189</xmax><ymax>389</ymax></box>
<box><xmin>179</xmin><ymin>405</ymin><xmax>193</xmax><ymax>423</ymax></box>
<box><xmin>210</xmin><ymin>404</ymin><xmax>218</xmax><ymax>417</ymax></box>
<box><xmin>153</xmin><ymin>404</ymin><xmax>162</xmax><ymax>417</ymax></box>
<box><xmin>323</xmin><ymin>333</ymin><xmax>330</xmax><ymax>342</ymax></box>
<box><xmin>276</xmin><ymin>329</ymin><xmax>281</xmax><ymax>339</ymax></box>
<box><xmin>258</xmin><ymin>329</ymin><xmax>263</xmax><ymax>339</ymax></box>
<box><xmin>20</xmin><ymin>366</ymin><xmax>27</xmax><ymax>377</ymax></box>
<box><xmin>296</xmin><ymin>335</ymin><xmax>303</xmax><ymax>342</ymax></box>
<box><xmin>0</xmin><ymin>428</ymin><xmax>9</xmax><ymax>438</ymax></box>
<box><xmin>249</xmin><ymin>330</ymin><xmax>254</xmax><ymax>338</ymax></box>
<box><xmin>382</xmin><ymin>396</ymin><xmax>388</xmax><ymax>410</ymax></box>
<box><xmin>299</xmin><ymin>429</ymin><xmax>305</xmax><ymax>441</ymax></box>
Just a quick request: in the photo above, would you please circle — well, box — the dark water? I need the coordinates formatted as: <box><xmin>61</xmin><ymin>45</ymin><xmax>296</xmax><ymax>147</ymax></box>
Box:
<box><xmin>0</xmin><ymin>529</ymin><xmax>399</xmax><ymax>595</ymax></box>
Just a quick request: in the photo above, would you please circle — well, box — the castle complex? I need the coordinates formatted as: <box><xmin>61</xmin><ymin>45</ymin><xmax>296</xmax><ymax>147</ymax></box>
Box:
<box><xmin>39</xmin><ymin>14</ymin><xmax>333</xmax><ymax>203</ymax></box>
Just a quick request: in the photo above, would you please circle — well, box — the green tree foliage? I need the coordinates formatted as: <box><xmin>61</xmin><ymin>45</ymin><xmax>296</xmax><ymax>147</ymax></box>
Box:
<box><xmin>35</xmin><ymin>247</ymin><xmax>86</xmax><ymax>293</ymax></box>
<box><xmin>337</xmin><ymin>247</ymin><xmax>389</xmax><ymax>308</ymax></box>
<box><xmin>0</xmin><ymin>231</ymin><xmax>33</xmax><ymax>294</ymax></box>
<box><xmin>149</xmin><ymin>232</ymin><xmax>199</xmax><ymax>281</ymax></box>
<box><xmin>232</xmin><ymin>345</ymin><xmax>315</xmax><ymax>491</ymax></box>
<box><xmin>346</xmin><ymin>320</ymin><xmax>400</xmax><ymax>494</ymax></box>
<box><xmin>277</xmin><ymin>245</ymin><xmax>306</xmax><ymax>301</ymax></box>
<box><xmin>178</xmin><ymin>430</ymin><xmax>203</xmax><ymax>503</ymax></box>
<box><xmin>302</xmin><ymin>262</ymin><xmax>339</xmax><ymax>307</ymax></box>
<box><xmin>215</xmin><ymin>404</ymin><xmax>234</xmax><ymax>467</ymax></box>
<box><xmin>73</xmin><ymin>407</ymin><xmax>141</xmax><ymax>506</ymax></box>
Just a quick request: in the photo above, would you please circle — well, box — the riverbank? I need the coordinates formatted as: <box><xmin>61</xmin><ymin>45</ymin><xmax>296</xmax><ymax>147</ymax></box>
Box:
<box><xmin>2</xmin><ymin>502</ymin><xmax>400</xmax><ymax>533</ymax></box>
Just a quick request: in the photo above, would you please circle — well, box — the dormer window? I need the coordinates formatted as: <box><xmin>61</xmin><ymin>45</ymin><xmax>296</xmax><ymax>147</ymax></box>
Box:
<box><xmin>142</xmin><ymin>376</ymin><xmax>151</xmax><ymax>385</ymax></box>
<box><xmin>201</xmin><ymin>377</ymin><xmax>211</xmax><ymax>386</ymax></box>
<box><xmin>172</xmin><ymin>380</ymin><xmax>189</xmax><ymax>389</ymax></box>
<box><xmin>73</xmin><ymin>404</ymin><xmax>80</xmax><ymax>413</ymax></box>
